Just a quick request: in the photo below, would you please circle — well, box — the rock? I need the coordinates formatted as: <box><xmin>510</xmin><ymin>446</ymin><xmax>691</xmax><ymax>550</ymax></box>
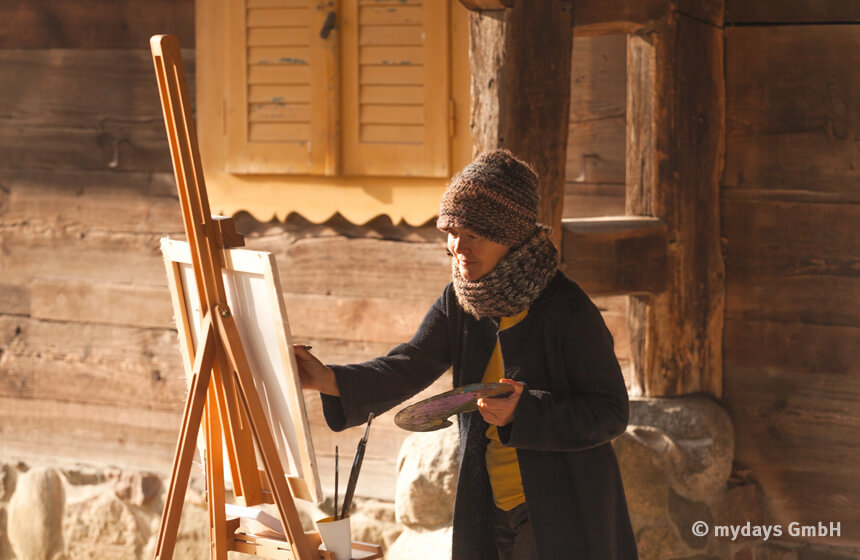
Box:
<box><xmin>755</xmin><ymin>543</ymin><xmax>799</xmax><ymax>560</ymax></box>
<box><xmin>62</xmin><ymin>487</ymin><xmax>144</xmax><ymax>560</ymax></box>
<box><xmin>0</xmin><ymin>464</ymin><xmax>16</xmax><ymax>502</ymax></box>
<box><xmin>717</xmin><ymin>483</ymin><xmax>765</xmax><ymax>530</ymax></box>
<box><xmin>394</xmin><ymin>425</ymin><xmax>459</xmax><ymax>529</ymax></box>
<box><xmin>628</xmin><ymin>396</ymin><xmax>734</xmax><ymax>502</ymax></box>
<box><xmin>636</xmin><ymin>525</ymin><xmax>682</xmax><ymax>560</ymax></box>
<box><xmin>347</xmin><ymin>499</ymin><xmax>401</xmax><ymax>552</ymax></box>
<box><xmin>668</xmin><ymin>488</ymin><xmax>711</xmax><ymax>549</ymax></box>
<box><xmin>7</xmin><ymin>467</ymin><xmax>66</xmax><ymax>560</ymax></box>
<box><xmin>387</xmin><ymin>526</ymin><xmax>453</xmax><ymax>560</ymax></box>
<box><xmin>613</xmin><ymin>430</ymin><xmax>670</xmax><ymax>525</ymax></box>
<box><xmin>106</xmin><ymin>469</ymin><xmax>161</xmax><ymax>507</ymax></box>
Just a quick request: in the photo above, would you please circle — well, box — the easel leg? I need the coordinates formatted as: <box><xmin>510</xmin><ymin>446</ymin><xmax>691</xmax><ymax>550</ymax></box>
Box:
<box><xmin>154</xmin><ymin>319</ymin><xmax>217</xmax><ymax>560</ymax></box>
<box><xmin>205</xmin><ymin>366</ymin><xmax>228</xmax><ymax>560</ymax></box>
<box><xmin>214</xmin><ymin>306</ymin><xmax>318</xmax><ymax>560</ymax></box>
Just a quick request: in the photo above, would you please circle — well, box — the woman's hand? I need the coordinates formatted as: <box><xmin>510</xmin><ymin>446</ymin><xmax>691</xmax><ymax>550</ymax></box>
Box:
<box><xmin>477</xmin><ymin>378</ymin><xmax>524</xmax><ymax>426</ymax></box>
<box><xmin>293</xmin><ymin>345</ymin><xmax>340</xmax><ymax>396</ymax></box>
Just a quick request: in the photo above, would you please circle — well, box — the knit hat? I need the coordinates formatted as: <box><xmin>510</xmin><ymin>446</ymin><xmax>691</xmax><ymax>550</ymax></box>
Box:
<box><xmin>436</xmin><ymin>149</ymin><xmax>539</xmax><ymax>246</ymax></box>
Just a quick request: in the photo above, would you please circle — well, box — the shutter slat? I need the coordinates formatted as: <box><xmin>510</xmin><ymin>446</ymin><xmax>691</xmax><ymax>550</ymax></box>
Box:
<box><xmin>360</xmin><ymin>124</ymin><xmax>423</xmax><ymax>144</ymax></box>
<box><xmin>248</xmin><ymin>65</ymin><xmax>311</xmax><ymax>85</ymax></box>
<box><xmin>248</xmin><ymin>28</ymin><xmax>310</xmax><ymax>46</ymax></box>
<box><xmin>360</xmin><ymin>104</ymin><xmax>423</xmax><ymax>125</ymax></box>
<box><xmin>249</xmin><ymin>103</ymin><xmax>311</xmax><ymax>123</ymax></box>
<box><xmin>360</xmin><ymin>6</ymin><xmax>423</xmax><ymax>25</ymax></box>
<box><xmin>360</xmin><ymin>85</ymin><xmax>424</xmax><ymax>105</ymax></box>
<box><xmin>359</xmin><ymin>46</ymin><xmax>424</xmax><ymax>65</ymax></box>
<box><xmin>249</xmin><ymin>122</ymin><xmax>312</xmax><ymax>142</ymax></box>
<box><xmin>248</xmin><ymin>46</ymin><xmax>311</xmax><ymax>65</ymax></box>
<box><xmin>248</xmin><ymin>0</ymin><xmax>307</xmax><ymax>7</ymax></box>
<box><xmin>247</xmin><ymin>8</ymin><xmax>310</xmax><ymax>28</ymax></box>
<box><xmin>360</xmin><ymin>65</ymin><xmax>423</xmax><ymax>85</ymax></box>
<box><xmin>359</xmin><ymin>25</ymin><xmax>424</xmax><ymax>46</ymax></box>
<box><xmin>249</xmin><ymin>84</ymin><xmax>312</xmax><ymax>104</ymax></box>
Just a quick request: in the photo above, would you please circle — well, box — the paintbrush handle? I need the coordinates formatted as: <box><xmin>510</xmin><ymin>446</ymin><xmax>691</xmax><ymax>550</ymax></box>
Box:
<box><xmin>339</xmin><ymin>442</ymin><xmax>365</xmax><ymax>519</ymax></box>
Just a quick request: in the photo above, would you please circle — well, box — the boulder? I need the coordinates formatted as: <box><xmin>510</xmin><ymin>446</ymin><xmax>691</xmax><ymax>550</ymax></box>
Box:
<box><xmin>387</xmin><ymin>526</ymin><xmax>453</xmax><ymax>560</ymax></box>
<box><xmin>62</xmin><ymin>487</ymin><xmax>144</xmax><ymax>560</ymax></box>
<box><xmin>627</xmin><ymin>396</ymin><xmax>734</xmax><ymax>502</ymax></box>
<box><xmin>7</xmin><ymin>467</ymin><xmax>66</xmax><ymax>560</ymax></box>
<box><xmin>394</xmin><ymin>424</ymin><xmax>459</xmax><ymax>529</ymax></box>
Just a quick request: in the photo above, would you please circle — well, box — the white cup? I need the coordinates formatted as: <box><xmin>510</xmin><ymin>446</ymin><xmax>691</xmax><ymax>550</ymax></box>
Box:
<box><xmin>316</xmin><ymin>515</ymin><xmax>352</xmax><ymax>560</ymax></box>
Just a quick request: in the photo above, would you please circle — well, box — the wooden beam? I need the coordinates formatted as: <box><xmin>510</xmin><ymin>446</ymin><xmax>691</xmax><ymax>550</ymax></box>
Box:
<box><xmin>573</xmin><ymin>0</ymin><xmax>723</xmax><ymax>37</ymax></box>
<box><xmin>459</xmin><ymin>0</ymin><xmax>514</xmax><ymax>11</ymax></box>
<box><xmin>625</xmin><ymin>10</ymin><xmax>726</xmax><ymax>397</ymax></box>
<box><xmin>560</xmin><ymin>217</ymin><xmax>668</xmax><ymax>296</ymax></box>
<box><xmin>468</xmin><ymin>0</ymin><xmax>573</xmax><ymax>247</ymax></box>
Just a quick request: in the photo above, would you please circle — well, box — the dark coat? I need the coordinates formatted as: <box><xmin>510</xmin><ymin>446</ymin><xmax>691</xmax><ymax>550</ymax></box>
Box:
<box><xmin>321</xmin><ymin>272</ymin><xmax>638</xmax><ymax>559</ymax></box>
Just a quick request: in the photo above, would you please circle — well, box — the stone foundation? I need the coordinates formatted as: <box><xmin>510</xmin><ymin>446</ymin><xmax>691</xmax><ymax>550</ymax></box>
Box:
<box><xmin>3</xmin><ymin>396</ymin><xmax>859</xmax><ymax>559</ymax></box>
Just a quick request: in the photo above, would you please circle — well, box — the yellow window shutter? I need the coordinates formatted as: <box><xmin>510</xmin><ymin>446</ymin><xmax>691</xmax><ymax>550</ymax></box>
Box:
<box><xmin>341</xmin><ymin>0</ymin><xmax>451</xmax><ymax>177</ymax></box>
<box><xmin>226</xmin><ymin>0</ymin><xmax>339</xmax><ymax>175</ymax></box>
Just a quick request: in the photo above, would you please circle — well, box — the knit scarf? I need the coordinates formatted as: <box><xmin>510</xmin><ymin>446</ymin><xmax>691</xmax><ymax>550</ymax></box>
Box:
<box><xmin>451</xmin><ymin>225</ymin><xmax>559</xmax><ymax>319</ymax></box>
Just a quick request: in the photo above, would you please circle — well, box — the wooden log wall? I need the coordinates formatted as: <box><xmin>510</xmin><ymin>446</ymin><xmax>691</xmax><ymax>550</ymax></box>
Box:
<box><xmin>721</xmin><ymin>4</ymin><xmax>860</xmax><ymax>545</ymax></box>
<box><xmin>0</xmin><ymin>0</ymin><xmax>634</xmax><ymax>501</ymax></box>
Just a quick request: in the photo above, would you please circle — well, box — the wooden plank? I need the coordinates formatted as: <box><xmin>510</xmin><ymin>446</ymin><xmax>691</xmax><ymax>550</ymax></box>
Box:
<box><xmin>247</xmin><ymin>28</ymin><xmax>311</xmax><ymax>47</ymax></box>
<box><xmin>359</xmin><ymin>65</ymin><xmax>424</xmax><ymax>86</ymax></box>
<box><xmin>625</xmin><ymin>12</ymin><xmax>725</xmax><ymax>397</ymax></box>
<box><xmin>0</xmin><ymin>49</ymin><xmax>193</xmax><ymax>127</ymax></box>
<box><xmin>0</xmin><ymin>227</ymin><xmax>170</xmax><ymax>287</ymax></box>
<box><xmin>567</xmin><ymin>116</ymin><xmax>626</xmax><ymax>184</ymax></box>
<box><xmin>246</xmin><ymin>8</ymin><xmax>310</xmax><ymax>28</ymax></box>
<box><xmin>560</xmin><ymin>217</ymin><xmax>668</xmax><ymax>296</ymax></box>
<box><xmin>262</xmin><ymin>237</ymin><xmax>450</xmax><ymax>301</ymax></box>
<box><xmin>722</xmin><ymin>199</ymin><xmax>860</xmax><ymax>282</ymax></box>
<box><xmin>470</xmin><ymin>0</ymin><xmax>573</xmax><ymax>247</ymax></box>
<box><xmin>0</xmin><ymin>396</ymin><xmax>181</xmax><ymax>472</ymax></box>
<box><xmin>726</xmin><ymin>275</ymin><xmax>860</xmax><ymax>327</ymax></box>
<box><xmin>249</xmin><ymin>84</ymin><xmax>312</xmax><ymax>104</ymax></box>
<box><xmin>283</xmin><ymin>293</ymin><xmax>432</xmax><ymax>344</ymax></box>
<box><xmin>724</xmin><ymin>26</ymin><xmax>860</xmax><ymax>193</ymax></box>
<box><xmin>563</xmin><ymin>183</ymin><xmax>626</xmax><ymax>219</ymax></box>
<box><xmin>0</xmin><ymin>169</ymin><xmax>183</xmax><ymax>234</ymax></box>
<box><xmin>748</xmin><ymin>467</ymin><xmax>860</xmax><ymax>546</ymax></box>
<box><xmin>247</xmin><ymin>47</ymin><xmax>312</xmax><ymax>65</ymax></box>
<box><xmin>0</xmin><ymin>283</ymin><xmax>29</xmax><ymax>316</ymax></box>
<box><xmin>573</xmin><ymin>0</ymin><xmax>722</xmax><ymax>36</ymax></box>
<box><xmin>570</xmin><ymin>34</ymin><xmax>627</xmax><ymax>122</ymax></box>
<box><xmin>0</xmin><ymin>317</ymin><xmax>186</xmax><ymax>409</ymax></box>
<box><xmin>0</xmin><ymin>0</ymin><xmax>194</xmax><ymax>48</ymax></box>
<box><xmin>725</xmin><ymin>0</ymin><xmax>860</xmax><ymax>23</ymax></box>
<box><xmin>30</xmin><ymin>280</ymin><xmax>174</xmax><ymax>329</ymax></box>
<box><xmin>0</xmin><ymin>118</ymin><xmax>173</xmax><ymax>173</ymax></box>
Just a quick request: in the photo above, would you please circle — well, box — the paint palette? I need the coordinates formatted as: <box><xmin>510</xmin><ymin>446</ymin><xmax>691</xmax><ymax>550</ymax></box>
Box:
<box><xmin>394</xmin><ymin>382</ymin><xmax>514</xmax><ymax>432</ymax></box>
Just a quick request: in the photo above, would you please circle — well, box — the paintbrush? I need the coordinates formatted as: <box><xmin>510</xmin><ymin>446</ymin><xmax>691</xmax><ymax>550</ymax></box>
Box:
<box><xmin>339</xmin><ymin>412</ymin><xmax>374</xmax><ymax>520</ymax></box>
<box><xmin>334</xmin><ymin>445</ymin><xmax>339</xmax><ymax>520</ymax></box>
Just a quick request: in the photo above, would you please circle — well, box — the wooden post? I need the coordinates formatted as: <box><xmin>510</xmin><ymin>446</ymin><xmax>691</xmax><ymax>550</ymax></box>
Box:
<box><xmin>625</xmin><ymin>7</ymin><xmax>726</xmax><ymax>397</ymax></box>
<box><xmin>464</xmin><ymin>0</ymin><xmax>574</xmax><ymax>247</ymax></box>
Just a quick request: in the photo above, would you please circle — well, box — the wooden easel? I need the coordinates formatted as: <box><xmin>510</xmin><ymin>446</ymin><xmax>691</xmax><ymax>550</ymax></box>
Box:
<box><xmin>149</xmin><ymin>34</ymin><xmax>381</xmax><ymax>560</ymax></box>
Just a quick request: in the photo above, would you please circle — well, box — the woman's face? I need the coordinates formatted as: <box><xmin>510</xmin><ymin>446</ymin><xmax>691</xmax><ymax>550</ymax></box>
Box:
<box><xmin>445</xmin><ymin>226</ymin><xmax>510</xmax><ymax>281</ymax></box>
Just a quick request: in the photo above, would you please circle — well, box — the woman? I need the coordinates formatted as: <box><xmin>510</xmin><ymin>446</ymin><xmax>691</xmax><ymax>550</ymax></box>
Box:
<box><xmin>295</xmin><ymin>149</ymin><xmax>637</xmax><ymax>560</ymax></box>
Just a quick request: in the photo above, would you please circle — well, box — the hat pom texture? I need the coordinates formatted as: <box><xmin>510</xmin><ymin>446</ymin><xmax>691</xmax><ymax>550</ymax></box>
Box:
<box><xmin>437</xmin><ymin>149</ymin><xmax>539</xmax><ymax>247</ymax></box>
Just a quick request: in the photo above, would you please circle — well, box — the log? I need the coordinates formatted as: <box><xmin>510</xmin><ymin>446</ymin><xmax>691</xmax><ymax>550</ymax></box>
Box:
<box><xmin>724</xmin><ymin>26</ymin><xmax>860</xmax><ymax>194</ymax></box>
<box><xmin>560</xmin><ymin>217</ymin><xmax>668</xmax><ymax>296</ymax></box>
<box><xmin>0</xmin><ymin>0</ymin><xmax>194</xmax><ymax>49</ymax></box>
<box><xmin>625</xmin><ymin>10</ymin><xmax>725</xmax><ymax>396</ymax></box>
<box><xmin>468</xmin><ymin>0</ymin><xmax>573</xmax><ymax>246</ymax></box>
<box><xmin>0</xmin><ymin>317</ymin><xmax>186</xmax><ymax>410</ymax></box>
<box><xmin>725</xmin><ymin>0</ymin><xmax>860</xmax><ymax>24</ymax></box>
<box><xmin>573</xmin><ymin>0</ymin><xmax>722</xmax><ymax>36</ymax></box>
<box><xmin>563</xmin><ymin>183</ymin><xmax>626</xmax><ymax>218</ymax></box>
<box><xmin>0</xmin><ymin>396</ymin><xmax>181</xmax><ymax>473</ymax></box>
